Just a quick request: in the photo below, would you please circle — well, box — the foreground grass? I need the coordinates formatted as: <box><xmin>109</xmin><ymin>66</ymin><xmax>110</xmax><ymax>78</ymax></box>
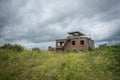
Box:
<box><xmin>0</xmin><ymin>44</ymin><xmax>120</xmax><ymax>80</ymax></box>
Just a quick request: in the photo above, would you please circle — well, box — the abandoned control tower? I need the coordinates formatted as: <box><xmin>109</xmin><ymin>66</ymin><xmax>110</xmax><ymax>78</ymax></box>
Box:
<box><xmin>48</xmin><ymin>31</ymin><xmax>94</xmax><ymax>51</ymax></box>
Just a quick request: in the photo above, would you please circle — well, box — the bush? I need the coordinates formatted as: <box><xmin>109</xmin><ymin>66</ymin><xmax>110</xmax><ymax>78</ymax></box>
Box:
<box><xmin>109</xmin><ymin>44</ymin><xmax>120</xmax><ymax>80</ymax></box>
<box><xmin>0</xmin><ymin>44</ymin><xmax>24</xmax><ymax>53</ymax></box>
<box><xmin>32</xmin><ymin>47</ymin><xmax>41</xmax><ymax>53</ymax></box>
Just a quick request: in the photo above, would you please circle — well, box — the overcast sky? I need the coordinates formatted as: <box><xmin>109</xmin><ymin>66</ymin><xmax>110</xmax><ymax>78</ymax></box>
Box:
<box><xmin>0</xmin><ymin>0</ymin><xmax>120</xmax><ymax>49</ymax></box>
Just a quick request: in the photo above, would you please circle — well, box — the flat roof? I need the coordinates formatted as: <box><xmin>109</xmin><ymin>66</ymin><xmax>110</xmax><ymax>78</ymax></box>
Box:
<box><xmin>68</xmin><ymin>31</ymin><xmax>84</xmax><ymax>36</ymax></box>
<box><xmin>56</xmin><ymin>39</ymin><xmax>67</xmax><ymax>41</ymax></box>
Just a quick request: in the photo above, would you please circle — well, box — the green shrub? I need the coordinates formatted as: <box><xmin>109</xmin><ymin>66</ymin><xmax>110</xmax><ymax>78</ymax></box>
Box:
<box><xmin>0</xmin><ymin>44</ymin><xmax>24</xmax><ymax>53</ymax></box>
<box><xmin>32</xmin><ymin>47</ymin><xmax>41</xmax><ymax>53</ymax></box>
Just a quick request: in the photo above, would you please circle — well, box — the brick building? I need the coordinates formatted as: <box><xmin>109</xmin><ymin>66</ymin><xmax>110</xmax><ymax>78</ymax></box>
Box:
<box><xmin>48</xmin><ymin>31</ymin><xmax>94</xmax><ymax>51</ymax></box>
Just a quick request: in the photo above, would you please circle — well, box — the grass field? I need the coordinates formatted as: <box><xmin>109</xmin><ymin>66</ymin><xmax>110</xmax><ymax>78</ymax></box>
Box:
<box><xmin>0</xmin><ymin>44</ymin><xmax>120</xmax><ymax>80</ymax></box>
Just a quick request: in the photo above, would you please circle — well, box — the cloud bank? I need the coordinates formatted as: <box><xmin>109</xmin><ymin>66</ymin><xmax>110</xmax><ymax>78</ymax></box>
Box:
<box><xmin>0</xmin><ymin>0</ymin><xmax>120</xmax><ymax>49</ymax></box>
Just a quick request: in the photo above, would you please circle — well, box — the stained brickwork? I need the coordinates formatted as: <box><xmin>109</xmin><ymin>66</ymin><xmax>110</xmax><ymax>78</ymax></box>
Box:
<box><xmin>48</xmin><ymin>31</ymin><xmax>94</xmax><ymax>51</ymax></box>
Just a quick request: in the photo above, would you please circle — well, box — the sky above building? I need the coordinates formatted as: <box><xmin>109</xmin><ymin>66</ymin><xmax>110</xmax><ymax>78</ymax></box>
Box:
<box><xmin>0</xmin><ymin>0</ymin><xmax>120</xmax><ymax>49</ymax></box>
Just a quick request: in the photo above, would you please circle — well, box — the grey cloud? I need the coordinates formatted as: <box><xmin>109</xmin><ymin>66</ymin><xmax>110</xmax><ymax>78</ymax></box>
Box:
<box><xmin>0</xmin><ymin>0</ymin><xmax>25</xmax><ymax>35</ymax></box>
<box><xmin>0</xmin><ymin>0</ymin><xmax>120</xmax><ymax>49</ymax></box>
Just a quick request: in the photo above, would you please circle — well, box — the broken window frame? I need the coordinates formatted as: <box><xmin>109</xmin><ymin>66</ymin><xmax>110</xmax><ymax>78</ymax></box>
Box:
<box><xmin>57</xmin><ymin>42</ymin><xmax>64</xmax><ymax>46</ymax></box>
<box><xmin>72</xmin><ymin>40</ymin><xmax>75</xmax><ymax>45</ymax></box>
<box><xmin>80</xmin><ymin>40</ymin><xmax>84</xmax><ymax>45</ymax></box>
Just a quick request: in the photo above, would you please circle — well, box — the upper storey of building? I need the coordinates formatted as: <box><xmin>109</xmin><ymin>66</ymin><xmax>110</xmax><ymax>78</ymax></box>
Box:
<box><xmin>68</xmin><ymin>31</ymin><xmax>84</xmax><ymax>36</ymax></box>
<box><xmin>67</xmin><ymin>31</ymin><xmax>85</xmax><ymax>39</ymax></box>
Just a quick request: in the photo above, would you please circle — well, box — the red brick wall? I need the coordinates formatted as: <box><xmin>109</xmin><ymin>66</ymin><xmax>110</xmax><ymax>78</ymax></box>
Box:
<box><xmin>64</xmin><ymin>38</ymin><xmax>89</xmax><ymax>51</ymax></box>
<box><xmin>55</xmin><ymin>37</ymin><xmax>94</xmax><ymax>51</ymax></box>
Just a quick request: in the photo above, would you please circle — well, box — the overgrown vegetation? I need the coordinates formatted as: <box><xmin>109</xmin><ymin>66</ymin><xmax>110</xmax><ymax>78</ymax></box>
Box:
<box><xmin>0</xmin><ymin>44</ymin><xmax>120</xmax><ymax>80</ymax></box>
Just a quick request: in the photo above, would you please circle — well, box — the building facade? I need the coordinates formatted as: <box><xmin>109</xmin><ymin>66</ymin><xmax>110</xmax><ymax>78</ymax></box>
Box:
<box><xmin>48</xmin><ymin>31</ymin><xmax>94</xmax><ymax>51</ymax></box>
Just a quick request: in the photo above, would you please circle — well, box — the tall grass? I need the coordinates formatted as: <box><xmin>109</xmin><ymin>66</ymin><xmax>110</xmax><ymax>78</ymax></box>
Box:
<box><xmin>0</xmin><ymin>44</ymin><xmax>120</xmax><ymax>80</ymax></box>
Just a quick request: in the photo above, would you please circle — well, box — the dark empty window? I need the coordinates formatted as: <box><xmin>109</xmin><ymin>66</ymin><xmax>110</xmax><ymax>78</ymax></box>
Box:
<box><xmin>72</xmin><ymin>41</ymin><xmax>75</xmax><ymax>45</ymax></box>
<box><xmin>80</xmin><ymin>40</ymin><xmax>84</xmax><ymax>45</ymax></box>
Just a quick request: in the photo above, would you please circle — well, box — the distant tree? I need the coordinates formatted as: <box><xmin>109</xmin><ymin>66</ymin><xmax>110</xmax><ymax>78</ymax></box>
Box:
<box><xmin>99</xmin><ymin>44</ymin><xmax>107</xmax><ymax>49</ymax></box>
<box><xmin>0</xmin><ymin>44</ymin><xmax>24</xmax><ymax>52</ymax></box>
<box><xmin>32</xmin><ymin>47</ymin><xmax>41</xmax><ymax>53</ymax></box>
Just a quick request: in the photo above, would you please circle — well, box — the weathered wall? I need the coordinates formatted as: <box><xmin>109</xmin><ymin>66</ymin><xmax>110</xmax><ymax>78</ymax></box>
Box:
<box><xmin>55</xmin><ymin>36</ymin><xmax>94</xmax><ymax>51</ymax></box>
<box><xmin>64</xmin><ymin>38</ymin><xmax>89</xmax><ymax>51</ymax></box>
